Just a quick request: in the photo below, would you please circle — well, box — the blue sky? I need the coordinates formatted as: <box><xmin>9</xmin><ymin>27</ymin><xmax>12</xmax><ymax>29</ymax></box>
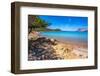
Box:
<box><xmin>39</xmin><ymin>15</ymin><xmax>88</xmax><ymax>31</ymax></box>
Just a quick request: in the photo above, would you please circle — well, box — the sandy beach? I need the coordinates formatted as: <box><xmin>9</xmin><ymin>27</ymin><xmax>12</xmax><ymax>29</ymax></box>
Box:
<box><xmin>52</xmin><ymin>41</ymin><xmax>88</xmax><ymax>59</ymax></box>
<box><xmin>28</xmin><ymin>31</ymin><xmax>88</xmax><ymax>60</ymax></box>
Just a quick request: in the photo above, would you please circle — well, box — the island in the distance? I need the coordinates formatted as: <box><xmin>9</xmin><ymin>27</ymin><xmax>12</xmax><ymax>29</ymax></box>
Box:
<box><xmin>77</xmin><ymin>28</ymin><xmax>88</xmax><ymax>32</ymax></box>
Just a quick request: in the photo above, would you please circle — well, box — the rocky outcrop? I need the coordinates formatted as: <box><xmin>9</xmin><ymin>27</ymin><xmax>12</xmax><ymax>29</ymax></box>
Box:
<box><xmin>28</xmin><ymin>31</ymin><xmax>40</xmax><ymax>40</ymax></box>
<box><xmin>28</xmin><ymin>37</ymin><xmax>62</xmax><ymax>60</ymax></box>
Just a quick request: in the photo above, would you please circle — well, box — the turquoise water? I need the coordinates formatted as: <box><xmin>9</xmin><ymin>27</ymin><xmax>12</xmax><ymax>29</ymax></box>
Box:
<box><xmin>40</xmin><ymin>31</ymin><xmax>88</xmax><ymax>43</ymax></box>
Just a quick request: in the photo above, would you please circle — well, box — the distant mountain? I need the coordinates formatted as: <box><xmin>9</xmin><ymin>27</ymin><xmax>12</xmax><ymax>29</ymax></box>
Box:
<box><xmin>77</xmin><ymin>28</ymin><xmax>88</xmax><ymax>32</ymax></box>
<box><xmin>46</xmin><ymin>28</ymin><xmax>61</xmax><ymax>31</ymax></box>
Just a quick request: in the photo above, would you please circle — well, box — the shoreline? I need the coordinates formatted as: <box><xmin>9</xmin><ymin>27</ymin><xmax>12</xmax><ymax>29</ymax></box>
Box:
<box><xmin>28</xmin><ymin>31</ymin><xmax>88</xmax><ymax>60</ymax></box>
<box><xmin>39</xmin><ymin>31</ymin><xmax>88</xmax><ymax>48</ymax></box>
<box><xmin>52</xmin><ymin>41</ymin><xmax>88</xmax><ymax>59</ymax></box>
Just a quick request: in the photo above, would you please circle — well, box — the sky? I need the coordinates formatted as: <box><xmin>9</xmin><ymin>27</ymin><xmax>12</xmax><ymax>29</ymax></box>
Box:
<box><xmin>39</xmin><ymin>15</ymin><xmax>88</xmax><ymax>31</ymax></box>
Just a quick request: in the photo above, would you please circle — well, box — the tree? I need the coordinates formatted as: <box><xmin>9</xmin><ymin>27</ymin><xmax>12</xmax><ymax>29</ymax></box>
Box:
<box><xmin>28</xmin><ymin>15</ymin><xmax>51</xmax><ymax>33</ymax></box>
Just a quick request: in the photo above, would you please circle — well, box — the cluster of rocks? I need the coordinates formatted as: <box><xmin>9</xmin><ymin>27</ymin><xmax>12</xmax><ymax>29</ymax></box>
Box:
<box><xmin>28</xmin><ymin>31</ymin><xmax>39</xmax><ymax>40</ymax></box>
<box><xmin>28</xmin><ymin>37</ymin><xmax>62</xmax><ymax>60</ymax></box>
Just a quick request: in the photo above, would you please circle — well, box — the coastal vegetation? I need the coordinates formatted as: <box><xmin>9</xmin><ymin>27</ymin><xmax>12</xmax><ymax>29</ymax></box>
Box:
<box><xmin>28</xmin><ymin>15</ymin><xmax>61</xmax><ymax>33</ymax></box>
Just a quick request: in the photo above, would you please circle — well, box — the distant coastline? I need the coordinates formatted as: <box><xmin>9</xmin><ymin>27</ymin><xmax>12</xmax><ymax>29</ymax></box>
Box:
<box><xmin>76</xmin><ymin>28</ymin><xmax>88</xmax><ymax>32</ymax></box>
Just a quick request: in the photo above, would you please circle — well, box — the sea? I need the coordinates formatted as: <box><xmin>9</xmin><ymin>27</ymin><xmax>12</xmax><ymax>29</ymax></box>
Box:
<box><xmin>40</xmin><ymin>31</ymin><xmax>88</xmax><ymax>43</ymax></box>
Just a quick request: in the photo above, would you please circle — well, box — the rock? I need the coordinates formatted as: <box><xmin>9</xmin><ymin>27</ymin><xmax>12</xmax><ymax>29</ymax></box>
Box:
<box><xmin>28</xmin><ymin>50</ymin><xmax>32</xmax><ymax>53</ymax></box>
<box><xmin>28</xmin><ymin>32</ymin><xmax>39</xmax><ymax>40</ymax></box>
<box><xmin>28</xmin><ymin>36</ymin><xmax>61</xmax><ymax>60</ymax></box>
<box><xmin>38</xmin><ymin>48</ymin><xmax>44</xmax><ymax>52</ymax></box>
<box><xmin>32</xmin><ymin>52</ymin><xmax>36</xmax><ymax>56</ymax></box>
<box><xmin>50</xmin><ymin>38</ymin><xmax>55</xmax><ymax>42</ymax></box>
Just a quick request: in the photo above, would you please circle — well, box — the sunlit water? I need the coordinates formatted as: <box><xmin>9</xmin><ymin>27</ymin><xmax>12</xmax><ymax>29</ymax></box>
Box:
<box><xmin>40</xmin><ymin>31</ymin><xmax>88</xmax><ymax>43</ymax></box>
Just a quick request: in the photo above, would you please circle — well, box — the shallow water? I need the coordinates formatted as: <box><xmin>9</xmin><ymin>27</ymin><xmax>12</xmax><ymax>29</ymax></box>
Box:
<box><xmin>40</xmin><ymin>31</ymin><xmax>88</xmax><ymax>43</ymax></box>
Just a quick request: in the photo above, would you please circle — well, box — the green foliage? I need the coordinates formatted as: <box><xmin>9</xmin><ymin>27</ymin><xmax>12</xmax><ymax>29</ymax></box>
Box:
<box><xmin>31</xmin><ymin>16</ymin><xmax>50</xmax><ymax>29</ymax></box>
<box><xmin>29</xmin><ymin>15</ymin><xmax>61</xmax><ymax>33</ymax></box>
<box><xmin>53</xmin><ymin>29</ymin><xmax>61</xmax><ymax>31</ymax></box>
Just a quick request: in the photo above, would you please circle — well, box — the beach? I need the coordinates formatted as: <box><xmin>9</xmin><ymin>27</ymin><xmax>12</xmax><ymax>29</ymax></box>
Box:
<box><xmin>28</xmin><ymin>31</ymin><xmax>88</xmax><ymax>60</ymax></box>
<box><xmin>52</xmin><ymin>41</ymin><xmax>88</xmax><ymax>59</ymax></box>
